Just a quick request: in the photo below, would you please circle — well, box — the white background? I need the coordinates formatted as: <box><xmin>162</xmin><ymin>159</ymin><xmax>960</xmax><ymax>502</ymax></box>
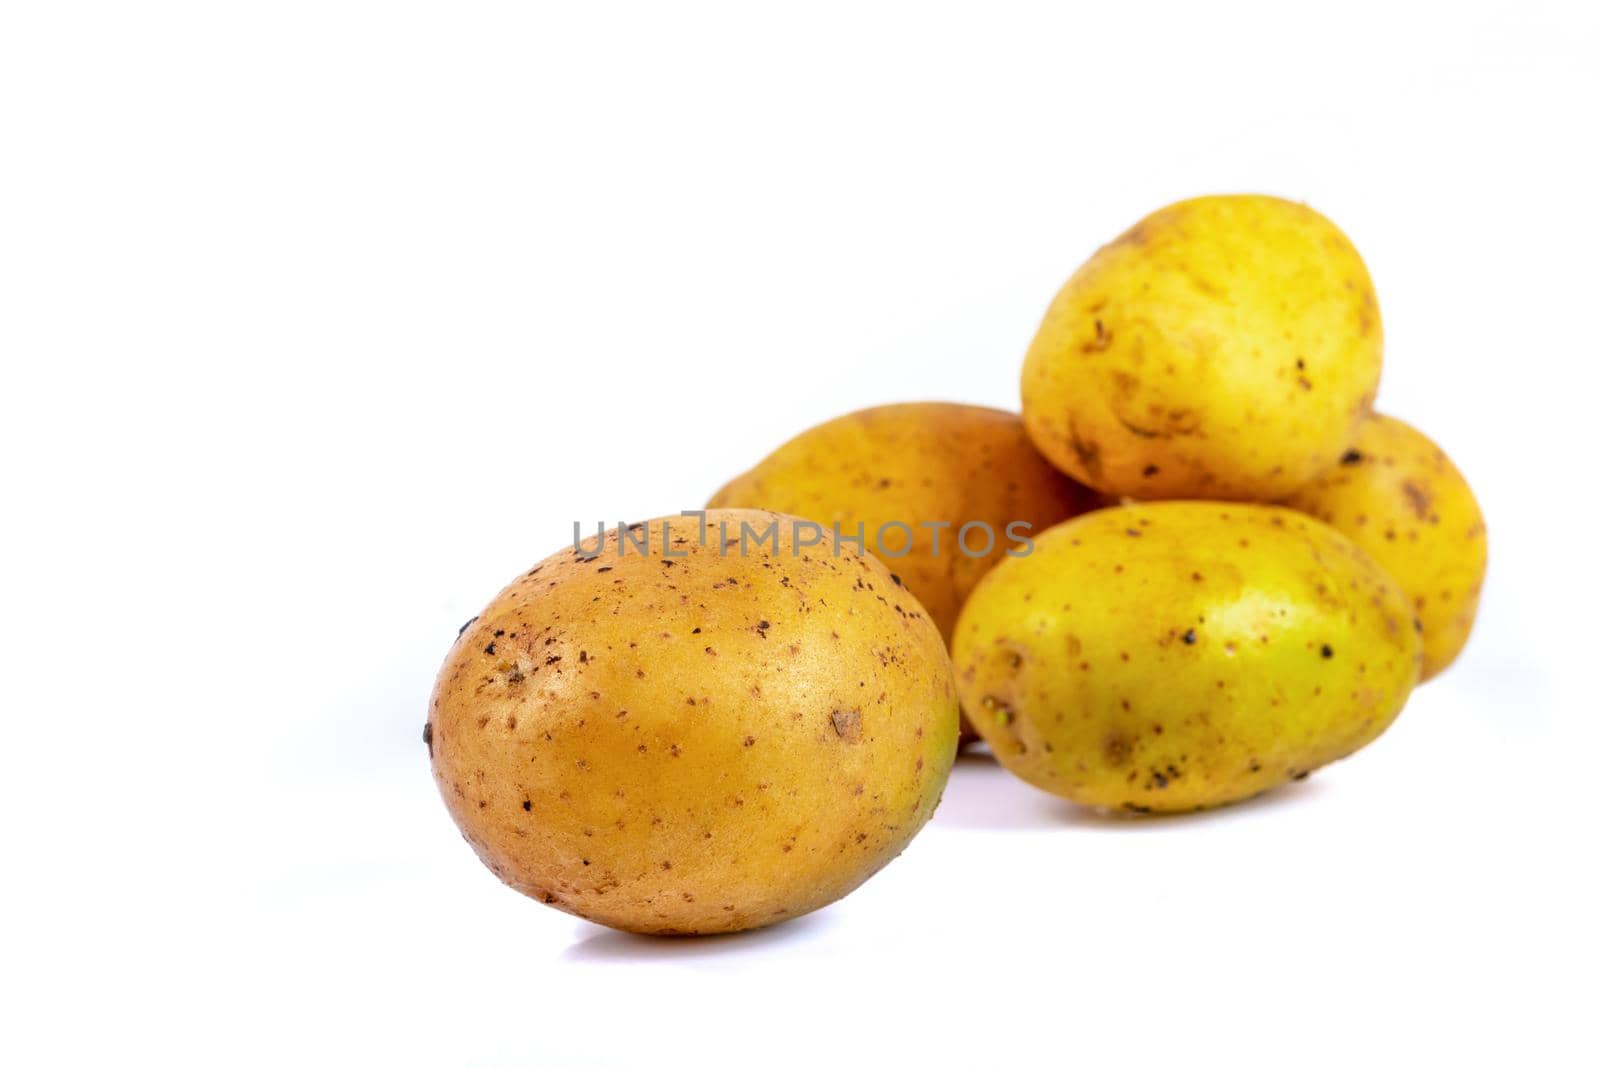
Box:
<box><xmin>3</xmin><ymin>2</ymin><xmax>1597</xmax><ymax>1064</ymax></box>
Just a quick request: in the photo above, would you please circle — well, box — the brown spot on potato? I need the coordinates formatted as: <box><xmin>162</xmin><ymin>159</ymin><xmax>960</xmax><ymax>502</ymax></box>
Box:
<box><xmin>1401</xmin><ymin>480</ymin><xmax>1432</xmax><ymax>520</ymax></box>
<box><xmin>1103</xmin><ymin>731</ymin><xmax>1134</xmax><ymax>766</ymax></box>
<box><xmin>1110</xmin><ymin>220</ymin><xmax>1152</xmax><ymax>248</ymax></box>
<box><xmin>1067</xmin><ymin>420</ymin><xmax>1102</xmax><ymax>478</ymax></box>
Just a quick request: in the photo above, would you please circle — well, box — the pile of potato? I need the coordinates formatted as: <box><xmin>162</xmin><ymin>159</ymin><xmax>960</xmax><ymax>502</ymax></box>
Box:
<box><xmin>427</xmin><ymin>194</ymin><xmax>1487</xmax><ymax>935</ymax></box>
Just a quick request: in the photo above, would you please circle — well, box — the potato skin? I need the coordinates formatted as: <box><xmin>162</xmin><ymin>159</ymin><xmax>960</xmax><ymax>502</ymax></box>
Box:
<box><xmin>1021</xmin><ymin>194</ymin><xmax>1382</xmax><ymax>501</ymax></box>
<box><xmin>1280</xmin><ymin>414</ymin><xmax>1487</xmax><ymax>680</ymax></box>
<box><xmin>709</xmin><ymin>403</ymin><xmax>1095</xmax><ymax>643</ymax></box>
<box><xmin>709</xmin><ymin>404</ymin><xmax>1095</xmax><ymax>746</ymax></box>
<box><xmin>952</xmin><ymin>502</ymin><xmax>1421</xmax><ymax>812</ymax></box>
<box><xmin>428</xmin><ymin>509</ymin><xmax>959</xmax><ymax>935</ymax></box>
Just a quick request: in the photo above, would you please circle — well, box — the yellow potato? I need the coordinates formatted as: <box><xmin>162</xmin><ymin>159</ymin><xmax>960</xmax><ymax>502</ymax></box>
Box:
<box><xmin>1021</xmin><ymin>194</ymin><xmax>1382</xmax><ymax>500</ymax></box>
<box><xmin>709</xmin><ymin>403</ymin><xmax>1094</xmax><ymax>644</ymax></box>
<box><xmin>1280</xmin><ymin>413</ymin><xmax>1486</xmax><ymax>680</ymax></box>
<box><xmin>952</xmin><ymin>502</ymin><xmax>1421</xmax><ymax>812</ymax></box>
<box><xmin>709</xmin><ymin>403</ymin><xmax>1096</xmax><ymax>745</ymax></box>
<box><xmin>428</xmin><ymin>509</ymin><xmax>959</xmax><ymax>935</ymax></box>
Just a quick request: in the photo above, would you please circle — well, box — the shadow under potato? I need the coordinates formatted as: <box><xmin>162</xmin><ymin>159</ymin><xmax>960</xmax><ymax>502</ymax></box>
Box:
<box><xmin>562</xmin><ymin>909</ymin><xmax>833</xmax><ymax>962</ymax></box>
<box><xmin>561</xmin><ymin>754</ymin><xmax>1330</xmax><ymax>957</ymax></box>
<box><xmin>933</xmin><ymin>751</ymin><xmax>1329</xmax><ymax>832</ymax></box>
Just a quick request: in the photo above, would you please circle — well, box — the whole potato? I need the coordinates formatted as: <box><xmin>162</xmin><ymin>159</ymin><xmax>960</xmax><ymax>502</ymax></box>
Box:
<box><xmin>1280</xmin><ymin>413</ymin><xmax>1487</xmax><ymax>680</ymax></box>
<box><xmin>1021</xmin><ymin>194</ymin><xmax>1382</xmax><ymax>501</ymax></box>
<box><xmin>952</xmin><ymin>502</ymin><xmax>1421</xmax><ymax>812</ymax></box>
<box><xmin>428</xmin><ymin>509</ymin><xmax>959</xmax><ymax>935</ymax></box>
<box><xmin>709</xmin><ymin>403</ymin><xmax>1095</xmax><ymax>642</ymax></box>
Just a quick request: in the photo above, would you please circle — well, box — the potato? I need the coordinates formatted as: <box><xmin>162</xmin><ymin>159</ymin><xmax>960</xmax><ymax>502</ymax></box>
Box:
<box><xmin>427</xmin><ymin>509</ymin><xmax>959</xmax><ymax>934</ymax></box>
<box><xmin>710</xmin><ymin>404</ymin><xmax>1095</xmax><ymax>640</ymax></box>
<box><xmin>1280</xmin><ymin>414</ymin><xmax>1486</xmax><ymax>680</ymax></box>
<box><xmin>709</xmin><ymin>403</ymin><xmax>1095</xmax><ymax>744</ymax></box>
<box><xmin>952</xmin><ymin>502</ymin><xmax>1421</xmax><ymax>812</ymax></box>
<box><xmin>1021</xmin><ymin>194</ymin><xmax>1382</xmax><ymax>501</ymax></box>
